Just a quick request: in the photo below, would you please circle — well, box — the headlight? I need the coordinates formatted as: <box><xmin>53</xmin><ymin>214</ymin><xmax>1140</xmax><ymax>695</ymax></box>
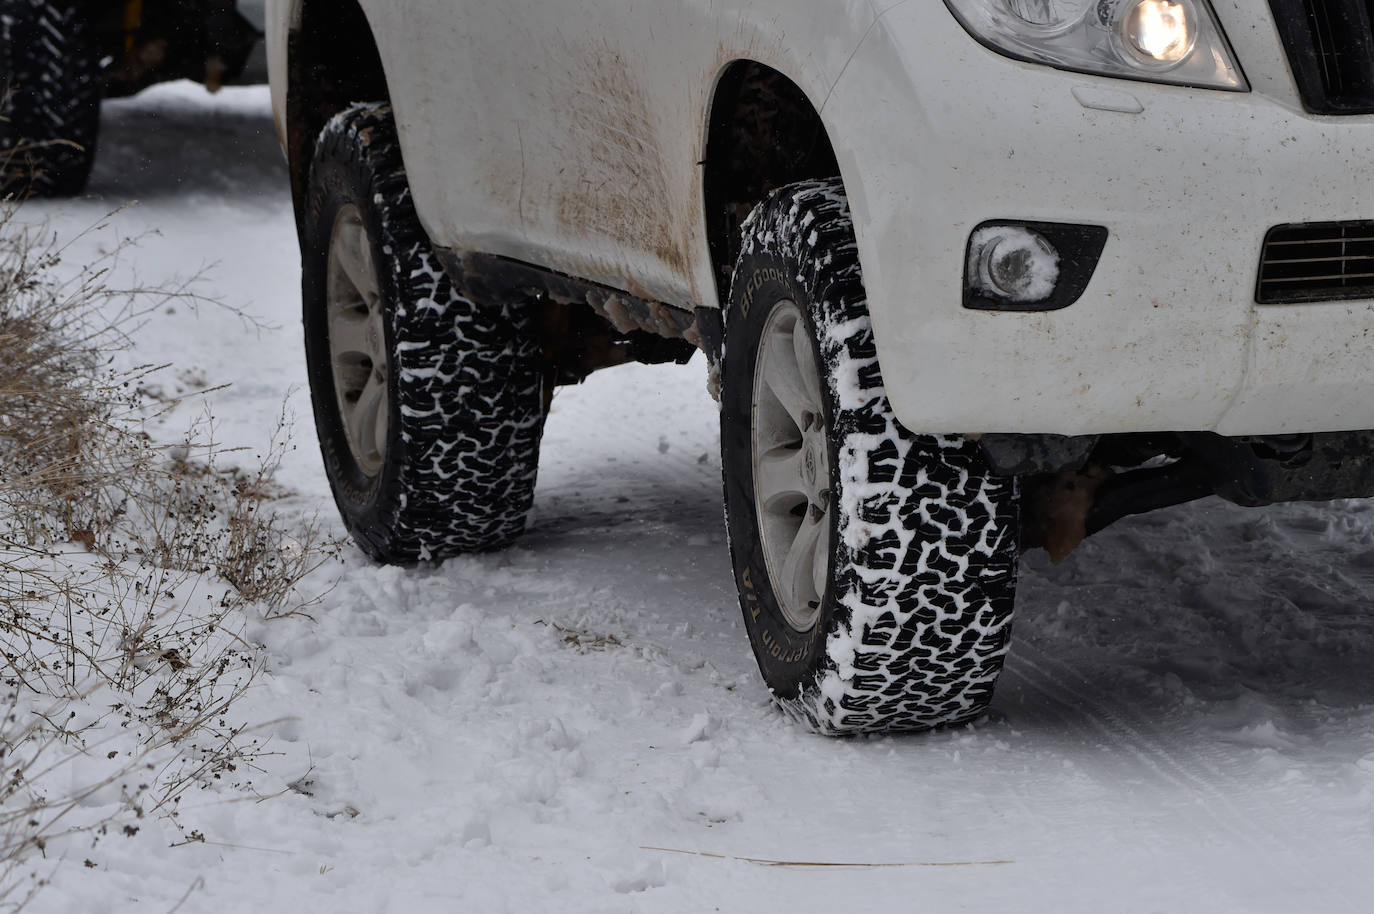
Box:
<box><xmin>943</xmin><ymin>0</ymin><xmax>1246</xmax><ymax>91</ymax></box>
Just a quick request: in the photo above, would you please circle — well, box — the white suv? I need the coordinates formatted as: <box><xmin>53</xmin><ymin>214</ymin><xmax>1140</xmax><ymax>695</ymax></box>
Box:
<box><xmin>267</xmin><ymin>0</ymin><xmax>1374</xmax><ymax>733</ymax></box>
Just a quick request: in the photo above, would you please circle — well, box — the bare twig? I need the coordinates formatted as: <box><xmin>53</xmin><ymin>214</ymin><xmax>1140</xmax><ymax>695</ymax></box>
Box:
<box><xmin>637</xmin><ymin>846</ymin><xmax>1015</xmax><ymax>868</ymax></box>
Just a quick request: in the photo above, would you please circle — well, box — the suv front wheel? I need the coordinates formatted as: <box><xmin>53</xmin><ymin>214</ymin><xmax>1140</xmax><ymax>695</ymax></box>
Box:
<box><xmin>720</xmin><ymin>179</ymin><xmax>1021</xmax><ymax>734</ymax></box>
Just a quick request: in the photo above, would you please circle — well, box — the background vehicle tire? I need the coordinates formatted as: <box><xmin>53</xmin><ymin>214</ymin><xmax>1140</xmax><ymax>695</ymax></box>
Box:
<box><xmin>720</xmin><ymin>179</ymin><xmax>1020</xmax><ymax>734</ymax></box>
<box><xmin>0</xmin><ymin>0</ymin><xmax>101</xmax><ymax>198</ymax></box>
<box><xmin>302</xmin><ymin>103</ymin><xmax>546</xmax><ymax>563</ymax></box>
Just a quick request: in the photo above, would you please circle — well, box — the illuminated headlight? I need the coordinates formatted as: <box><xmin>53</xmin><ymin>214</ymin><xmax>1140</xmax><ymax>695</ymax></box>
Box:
<box><xmin>1120</xmin><ymin>0</ymin><xmax>1195</xmax><ymax>66</ymax></box>
<box><xmin>943</xmin><ymin>0</ymin><xmax>1246</xmax><ymax>91</ymax></box>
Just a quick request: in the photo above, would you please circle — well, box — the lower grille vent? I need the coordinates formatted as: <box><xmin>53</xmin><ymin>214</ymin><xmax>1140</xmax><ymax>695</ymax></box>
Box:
<box><xmin>1258</xmin><ymin>221</ymin><xmax>1374</xmax><ymax>304</ymax></box>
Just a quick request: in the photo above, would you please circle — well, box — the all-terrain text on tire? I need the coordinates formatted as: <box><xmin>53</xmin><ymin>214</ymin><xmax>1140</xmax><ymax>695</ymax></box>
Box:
<box><xmin>301</xmin><ymin>103</ymin><xmax>546</xmax><ymax>563</ymax></box>
<box><xmin>720</xmin><ymin>180</ymin><xmax>1021</xmax><ymax>734</ymax></box>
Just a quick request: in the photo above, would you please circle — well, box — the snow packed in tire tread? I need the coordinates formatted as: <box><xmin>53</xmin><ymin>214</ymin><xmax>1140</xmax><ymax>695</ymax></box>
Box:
<box><xmin>306</xmin><ymin>104</ymin><xmax>546</xmax><ymax>563</ymax></box>
<box><xmin>737</xmin><ymin>179</ymin><xmax>1020</xmax><ymax>734</ymax></box>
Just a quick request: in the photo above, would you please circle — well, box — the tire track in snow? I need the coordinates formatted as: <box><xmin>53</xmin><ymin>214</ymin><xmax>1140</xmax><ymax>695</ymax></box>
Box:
<box><xmin>1001</xmin><ymin>638</ymin><xmax>1283</xmax><ymax>852</ymax></box>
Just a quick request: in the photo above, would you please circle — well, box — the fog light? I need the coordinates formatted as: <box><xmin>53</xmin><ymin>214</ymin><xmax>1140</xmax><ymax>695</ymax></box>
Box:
<box><xmin>969</xmin><ymin>225</ymin><xmax>1061</xmax><ymax>303</ymax></box>
<box><xmin>964</xmin><ymin>221</ymin><xmax>1108</xmax><ymax>313</ymax></box>
<box><xmin>1120</xmin><ymin>0</ymin><xmax>1195</xmax><ymax>66</ymax></box>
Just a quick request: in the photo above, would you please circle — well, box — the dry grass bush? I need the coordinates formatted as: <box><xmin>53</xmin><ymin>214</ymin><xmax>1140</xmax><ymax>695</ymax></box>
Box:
<box><xmin>136</xmin><ymin>407</ymin><xmax>335</xmax><ymax>614</ymax></box>
<box><xmin>0</xmin><ymin>206</ymin><xmax>334</xmax><ymax>908</ymax></box>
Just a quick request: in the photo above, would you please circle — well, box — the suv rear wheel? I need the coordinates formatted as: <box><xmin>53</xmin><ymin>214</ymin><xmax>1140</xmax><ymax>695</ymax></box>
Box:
<box><xmin>0</xmin><ymin>0</ymin><xmax>101</xmax><ymax>197</ymax></box>
<box><xmin>720</xmin><ymin>179</ymin><xmax>1021</xmax><ymax>734</ymax></box>
<box><xmin>302</xmin><ymin>103</ymin><xmax>546</xmax><ymax>562</ymax></box>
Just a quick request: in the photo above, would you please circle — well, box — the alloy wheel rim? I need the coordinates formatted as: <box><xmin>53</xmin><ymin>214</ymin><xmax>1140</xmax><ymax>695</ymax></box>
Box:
<box><xmin>751</xmin><ymin>299</ymin><xmax>832</xmax><ymax>632</ymax></box>
<box><xmin>325</xmin><ymin>204</ymin><xmax>389</xmax><ymax>477</ymax></box>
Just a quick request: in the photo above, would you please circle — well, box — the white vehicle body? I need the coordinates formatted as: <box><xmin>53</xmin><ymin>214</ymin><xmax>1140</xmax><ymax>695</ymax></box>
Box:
<box><xmin>266</xmin><ymin>0</ymin><xmax>1374</xmax><ymax>437</ymax></box>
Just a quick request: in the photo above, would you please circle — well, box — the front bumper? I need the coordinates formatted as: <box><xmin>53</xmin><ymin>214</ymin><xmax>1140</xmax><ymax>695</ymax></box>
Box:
<box><xmin>827</xmin><ymin>2</ymin><xmax>1374</xmax><ymax>437</ymax></box>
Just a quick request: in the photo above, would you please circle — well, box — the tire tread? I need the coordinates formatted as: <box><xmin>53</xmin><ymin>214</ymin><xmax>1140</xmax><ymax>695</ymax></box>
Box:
<box><xmin>1</xmin><ymin>0</ymin><xmax>100</xmax><ymax>197</ymax></box>
<box><xmin>733</xmin><ymin>179</ymin><xmax>1019</xmax><ymax>734</ymax></box>
<box><xmin>304</xmin><ymin>104</ymin><xmax>545</xmax><ymax>563</ymax></box>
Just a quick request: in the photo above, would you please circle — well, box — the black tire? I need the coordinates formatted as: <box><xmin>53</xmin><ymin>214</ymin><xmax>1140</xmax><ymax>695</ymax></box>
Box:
<box><xmin>302</xmin><ymin>103</ymin><xmax>546</xmax><ymax>562</ymax></box>
<box><xmin>721</xmin><ymin>179</ymin><xmax>1020</xmax><ymax>734</ymax></box>
<box><xmin>0</xmin><ymin>0</ymin><xmax>101</xmax><ymax>198</ymax></box>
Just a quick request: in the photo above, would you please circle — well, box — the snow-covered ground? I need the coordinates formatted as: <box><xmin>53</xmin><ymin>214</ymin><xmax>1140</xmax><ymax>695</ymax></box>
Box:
<box><xmin>17</xmin><ymin>84</ymin><xmax>1374</xmax><ymax>913</ymax></box>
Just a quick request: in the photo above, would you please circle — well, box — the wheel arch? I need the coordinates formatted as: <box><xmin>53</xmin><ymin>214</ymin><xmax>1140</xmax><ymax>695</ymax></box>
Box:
<box><xmin>701</xmin><ymin>60</ymin><xmax>842</xmax><ymax>309</ymax></box>
<box><xmin>284</xmin><ymin>0</ymin><xmax>390</xmax><ymax>239</ymax></box>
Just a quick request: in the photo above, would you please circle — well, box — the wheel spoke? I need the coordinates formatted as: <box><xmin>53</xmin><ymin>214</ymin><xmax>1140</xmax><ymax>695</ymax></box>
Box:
<box><xmin>329</xmin><ymin>305</ymin><xmax>372</xmax><ymax>359</ymax></box>
<box><xmin>366</xmin><ymin>301</ymin><xmax>388</xmax><ymax>365</ymax></box>
<box><xmin>792</xmin><ymin>319</ymin><xmax>823</xmax><ymax>410</ymax></box>
<box><xmin>371</xmin><ymin>376</ymin><xmax>390</xmax><ymax>460</ymax></box>
<box><xmin>763</xmin><ymin>324</ymin><xmax>814</xmax><ymax>433</ymax></box>
<box><xmin>348</xmin><ymin>374</ymin><xmax>387</xmax><ymax>466</ymax></box>
<box><xmin>811</xmin><ymin>513</ymin><xmax>831</xmax><ymax>604</ymax></box>
<box><xmin>335</xmin><ymin>218</ymin><xmax>379</xmax><ymax>304</ymax></box>
<box><xmin>779</xmin><ymin>512</ymin><xmax>825</xmax><ymax>616</ymax></box>
<box><xmin>756</xmin><ymin>444</ymin><xmax>808</xmax><ymax>511</ymax></box>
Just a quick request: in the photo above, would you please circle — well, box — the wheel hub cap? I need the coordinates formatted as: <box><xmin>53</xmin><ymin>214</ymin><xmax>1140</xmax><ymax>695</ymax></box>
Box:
<box><xmin>751</xmin><ymin>300</ymin><xmax>832</xmax><ymax>633</ymax></box>
<box><xmin>325</xmin><ymin>204</ymin><xmax>389</xmax><ymax>477</ymax></box>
